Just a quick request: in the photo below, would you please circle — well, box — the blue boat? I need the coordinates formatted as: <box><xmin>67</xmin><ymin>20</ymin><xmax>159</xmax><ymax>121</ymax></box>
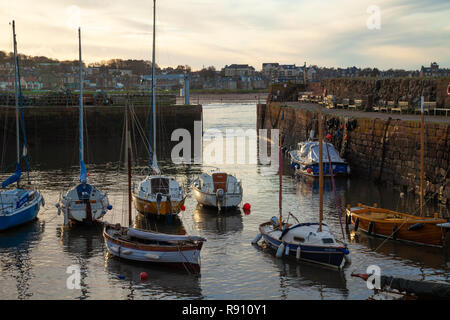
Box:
<box><xmin>289</xmin><ymin>141</ymin><xmax>350</xmax><ymax>177</ymax></box>
<box><xmin>1</xmin><ymin>21</ymin><xmax>44</xmax><ymax>231</ymax></box>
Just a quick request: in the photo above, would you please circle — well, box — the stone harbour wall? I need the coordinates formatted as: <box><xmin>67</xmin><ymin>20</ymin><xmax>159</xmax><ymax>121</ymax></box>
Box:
<box><xmin>257</xmin><ymin>102</ymin><xmax>450</xmax><ymax>205</ymax></box>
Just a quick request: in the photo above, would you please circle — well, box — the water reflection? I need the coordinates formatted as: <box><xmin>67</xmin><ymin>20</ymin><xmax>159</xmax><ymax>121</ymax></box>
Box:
<box><xmin>57</xmin><ymin>222</ymin><xmax>104</xmax><ymax>299</ymax></box>
<box><xmin>0</xmin><ymin>219</ymin><xmax>45</xmax><ymax>299</ymax></box>
<box><xmin>104</xmin><ymin>253</ymin><xmax>203</xmax><ymax>299</ymax></box>
<box><xmin>133</xmin><ymin>213</ymin><xmax>187</xmax><ymax>235</ymax></box>
<box><xmin>192</xmin><ymin>204</ymin><xmax>243</xmax><ymax>235</ymax></box>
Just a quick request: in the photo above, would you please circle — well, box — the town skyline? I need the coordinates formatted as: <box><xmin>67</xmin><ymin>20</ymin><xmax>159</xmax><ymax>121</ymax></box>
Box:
<box><xmin>1</xmin><ymin>0</ymin><xmax>450</xmax><ymax>70</ymax></box>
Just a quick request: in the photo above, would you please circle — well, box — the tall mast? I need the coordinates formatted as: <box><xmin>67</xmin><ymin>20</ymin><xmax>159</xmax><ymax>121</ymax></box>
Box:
<box><xmin>279</xmin><ymin>130</ymin><xmax>283</xmax><ymax>229</ymax></box>
<box><xmin>12</xmin><ymin>21</ymin><xmax>20</xmax><ymax>167</ymax></box>
<box><xmin>420</xmin><ymin>96</ymin><xmax>424</xmax><ymax>217</ymax></box>
<box><xmin>126</xmin><ymin>99</ymin><xmax>132</xmax><ymax>227</ymax></box>
<box><xmin>151</xmin><ymin>0</ymin><xmax>157</xmax><ymax>169</ymax></box>
<box><xmin>318</xmin><ymin>107</ymin><xmax>323</xmax><ymax>232</ymax></box>
<box><xmin>78</xmin><ymin>28</ymin><xmax>84</xmax><ymax>167</ymax></box>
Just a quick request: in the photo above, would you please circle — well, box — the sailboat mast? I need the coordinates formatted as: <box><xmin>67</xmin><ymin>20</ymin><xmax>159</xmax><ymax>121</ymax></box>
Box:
<box><xmin>318</xmin><ymin>107</ymin><xmax>323</xmax><ymax>232</ymax></box>
<box><xmin>12</xmin><ymin>21</ymin><xmax>20</xmax><ymax>167</ymax></box>
<box><xmin>151</xmin><ymin>0</ymin><xmax>157</xmax><ymax>168</ymax></box>
<box><xmin>78</xmin><ymin>28</ymin><xmax>84</xmax><ymax>166</ymax></box>
<box><xmin>126</xmin><ymin>101</ymin><xmax>132</xmax><ymax>227</ymax></box>
<box><xmin>279</xmin><ymin>130</ymin><xmax>283</xmax><ymax>229</ymax></box>
<box><xmin>420</xmin><ymin>96</ymin><xmax>424</xmax><ymax>217</ymax></box>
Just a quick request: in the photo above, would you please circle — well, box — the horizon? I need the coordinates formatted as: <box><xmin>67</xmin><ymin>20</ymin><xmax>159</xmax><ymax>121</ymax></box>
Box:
<box><xmin>1</xmin><ymin>0</ymin><xmax>450</xmax><ymax>70</ymax></box>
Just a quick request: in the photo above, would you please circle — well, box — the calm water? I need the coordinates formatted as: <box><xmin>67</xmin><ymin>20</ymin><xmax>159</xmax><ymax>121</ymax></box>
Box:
<box><xmin>0</xmin><ymin>103</ymin><xmax>449</xmax><ymax>300</ymax></box>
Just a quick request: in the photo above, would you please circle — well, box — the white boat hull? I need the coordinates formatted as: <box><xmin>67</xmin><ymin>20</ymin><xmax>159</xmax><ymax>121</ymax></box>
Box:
<box><xmin>193</xmin><ymin>186</ymin><xmax>242</xmax><ymax>209</ymax></box>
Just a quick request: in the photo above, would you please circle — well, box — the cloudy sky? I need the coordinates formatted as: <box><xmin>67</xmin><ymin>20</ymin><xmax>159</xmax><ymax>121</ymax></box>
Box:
<box><xmin>1</xmin><ymin>0</ymin><xmax>449</xmax><ymax>70</ymax></box>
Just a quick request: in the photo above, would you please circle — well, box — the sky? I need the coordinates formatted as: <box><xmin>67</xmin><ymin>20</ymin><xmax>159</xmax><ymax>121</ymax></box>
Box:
<box><xmin>1</xmin><ymin>0</ymin><xmax>449</xmax><ymax>71</ymax></box>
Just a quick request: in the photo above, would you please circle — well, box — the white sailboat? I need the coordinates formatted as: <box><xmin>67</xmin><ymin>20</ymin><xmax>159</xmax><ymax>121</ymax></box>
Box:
<box><xmin>132</xmin><ymin>0</ymin><xmax>185</xmax><ymax>217</ymax></box>
<box><xmin>192</xmin><ymin>170</ymin><xmax>243</xmax><ymax>211</ymax></box>
<box><xmin>103</xmin><ymin>87</ymin><xmax>206</xmax><ymax>273</ymax></box>
<box><xmin>253</xmin><ymin>108</ymin><xmax>350</xmax><ymax>269</ymax></box>
<box><xmin>56</xmin><ymin>28</ymin><xmax>112</xmax><ymax>225</ymax></box>
<box><xmin>0</xmin><ymin>21</ymin><xmax>44</xmax><ymax>231</ymax></box>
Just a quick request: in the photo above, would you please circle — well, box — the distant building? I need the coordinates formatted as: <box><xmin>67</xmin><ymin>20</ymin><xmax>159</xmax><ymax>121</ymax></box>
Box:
<box><xmin>223</xmin><ymin>64</ymin><xmax>255</xmax><ymax>77</ymax></box>
<box><xmin>420</xmin><ymin>62</ymin><xmax>440</xmax><ymax>77</ymax></box>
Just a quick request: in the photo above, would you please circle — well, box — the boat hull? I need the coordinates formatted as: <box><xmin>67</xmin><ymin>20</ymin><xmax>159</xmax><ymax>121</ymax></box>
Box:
<box><xmin>259</xmin><ymin>223</ymin><xmax>346</xmax><ymax>269</ymax></box>
<box><xmin>132</xmin><ymin>193</ymin><xmax>184</xmax><ymax>216</ymax></box>
<box><xmin>292</xmin><ymin>162</ymin><xmax>349</xmax><ymax>178</ymax></box>
<box><xmin>192</xmin><ymin>186</ymin><xmax>242</xmax><ymax>209</ymax></box>
<box><xmin>103</xmin><ymin>226</ymin><xmax>203</xmax><ymax>273</ymax></box>
<box><xmin>0</xmin><ymin>193</ymin><xmax>43</xmax><ymax>231</ymax></box>
<box><xmin>346</xmin><ymin>206</ymin><xmax>448</xmax><ymax>247</ymax></box>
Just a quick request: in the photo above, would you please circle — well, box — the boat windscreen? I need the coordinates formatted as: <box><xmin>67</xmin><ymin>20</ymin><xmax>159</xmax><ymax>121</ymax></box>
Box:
<box><xmin>151</xmin><ymin>177</ymin><xmax>170</xmax><ymax>194</ymax></box>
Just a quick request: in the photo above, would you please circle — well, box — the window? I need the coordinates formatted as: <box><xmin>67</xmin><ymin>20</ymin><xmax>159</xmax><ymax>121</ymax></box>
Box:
<box><xmin>294</xmin><ymin>236</ymin><xmax>305</xmax><ymax>243</ymax></box>
<box><xmin>322</xmin><ymin>238</ymin><xmax>334</xmax><ymax>244</ymax></box>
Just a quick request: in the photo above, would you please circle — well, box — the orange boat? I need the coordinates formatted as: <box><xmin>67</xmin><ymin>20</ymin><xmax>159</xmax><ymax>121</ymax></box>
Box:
<box><xmin>346</xmin><ymin>204</ymin><xmax>449</xmax><ymax>247</ymax></box>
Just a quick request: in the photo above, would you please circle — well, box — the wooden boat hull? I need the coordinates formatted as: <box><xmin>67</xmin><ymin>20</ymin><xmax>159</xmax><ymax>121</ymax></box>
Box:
<box><xmin>258</xmin><ymin>222</ymin><xmax>347</xmax><ymax>269</ymax></box>
<box><xmin>132</xmin><ymin>193</ymin><xmax>184</xmax><ymax>216</ymax></box>
<box><xmin>103</xmin><ymin>225</ymin><xmax>203</xmax><ymax>273</ymax></box>
<box><xmin>346</xmin><ymin>206</ymin><xmax>448</xmax><ymax>247</ymax></box>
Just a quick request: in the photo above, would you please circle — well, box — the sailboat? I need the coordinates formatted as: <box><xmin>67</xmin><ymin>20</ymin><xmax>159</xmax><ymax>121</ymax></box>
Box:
<box><xmin>0</xmin><ymin>21</ymin><xmax>44</xmax><ymax>231</ymax></box>
<box><xmin>132</xmin><ymin>0</ymin><xmax>185</xmax><ymax>217</ymax></box>
<box><xmin>56</xmin><ymin>28</ymin><xmax>112</xmax><ymax>225</ymax></box>
<box><xmin>346</xmin><ymin>97</ymin><xmax>450</xmax><ymax>247</ymax></box>
<box><xmin>103</xmin><ymin>93</ymin><xmax>206</xmax><ymax>273</ymax></box>
<box><xmin>253</xmin><ymin>107</ymin><xmax>350</xmax><ymax>269</ymax></box>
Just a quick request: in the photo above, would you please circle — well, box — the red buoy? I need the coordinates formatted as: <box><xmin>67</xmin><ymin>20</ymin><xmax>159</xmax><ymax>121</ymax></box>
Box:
<box><xmin>326</xmin><ymin>133</ymin><xmax>332</xmax><ymax>140</ymax></box>
<box><xmin>140</xmin><ymin>272</ymin><xmax>148</xmax><ymax>281</ymax></box>
<box><xmin>180</xmin><ymin>205</ymin><xmax>186</xmax><ymax>211</ymax></box>
<box><xmin>243</xmin><ymin>203</ymin><xmax>251</xmax><ymax>211</ymax></box>
<box><xmin>344</xmin><ymin>134</ymin><xmax>349</xmax><ymax>141</ymax></box>
<box><xmin>306</xmin><ymin>168</ymin><xmax>313</xmax><ymax>174</ymax></box>
<box><xmin>87</xmin><ymin>172</ymin><xmax>90</xmax><ymax>177</ymax></box>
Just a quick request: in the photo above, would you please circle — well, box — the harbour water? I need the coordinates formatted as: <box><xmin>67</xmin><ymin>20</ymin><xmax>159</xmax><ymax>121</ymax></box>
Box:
<box><xmin>0</xmin><ymin>102</ymin><xmax>449</xmax><ymax>300</ymax></box>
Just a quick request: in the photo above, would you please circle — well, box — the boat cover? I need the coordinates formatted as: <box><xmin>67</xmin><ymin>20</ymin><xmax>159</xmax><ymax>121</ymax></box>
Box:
<box><xmin>1</xmin><ymin>164</ymin><xmax>22</xmax><ymax>189</ymax></box>
<box><xmin>381</xmin><ymin>275</ymin><xmax>450</xmax><ymax>299</ymax></box>
<box><xmin>128</xmin><ymin>227</ymin><xmax>206</xmax><ymax>242</ymax></box>
<box><xmin>291</xmin><ymin>142</ymin><xmax>345</xmax><ymax>165</ymax></box>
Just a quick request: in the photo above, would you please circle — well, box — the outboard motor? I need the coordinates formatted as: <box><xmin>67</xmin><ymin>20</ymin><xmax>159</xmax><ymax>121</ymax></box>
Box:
<box><xmin>216</xmin><ymin>188</ymin><xmax>224</xmax><ymax>211</ymax></box>
<box><xmin>156</xmin><ymin>192</ymin><xmax>162</xmax><ymax>215</ymax></box>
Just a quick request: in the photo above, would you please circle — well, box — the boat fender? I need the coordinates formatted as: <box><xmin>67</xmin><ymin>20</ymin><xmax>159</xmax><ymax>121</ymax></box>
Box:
<box><xmin>107</xmin><ymin>204</ymin><xmax>113</xmax><ymax>210</ymax></box>
<box><xmin>354</xmin><ymin>218</ymin><xmax>360</xmax><ymax>232</ymax></box>
<box><xmin>408</xmin><ymin>223</ymin><xmax>424</xmax><ymax>231</ymax></box>
<box><xmin>345</xmin><ymin>213</ymin><xmax>351</xmax><ymax>226</ymax></box>
<box><xmin>276</xmin><ymin>243</ymin><xmax>285</xmax><ymax>258</ymax></box>
<box><xmin>55</xmin><ymin>203</ymin><xmax>61</xmax><ymax>215</ymax></box>
<box><xmin>344</xmin><ymin>254</ymin><xmax>352</xmax><ymax>265</ymax></box>
<box><xmin>285</xmin><ymin>244</ymin><xmax>290</xmax><ymax>256</ymax></box>
<box><xmin>368</xmin><ymin>221</ymin><xmax>375</xmax><ymax>235</ymax></box>
<box><xmin>145</xmin><ymin>253</ymin><xmax>161</xmax><ymax>260</ymax></box>
<box><xmin>296</xmin><ymin>246</ymin><xmax>301</xmax><ymax>260</ymax></box>
<box><xmin>41</xmin><ymin>197</ymin><xmax>45</xmax><ymax>207</ymax></box>
<box><xmin>252</xmin><ymin>233</ymin><xmax>262</xmax><ymax>244</ymax></box>
<box><xmin>122</xmin><ymin>250</ymin><xmax>132</xmax><ymax>255</ymax></box>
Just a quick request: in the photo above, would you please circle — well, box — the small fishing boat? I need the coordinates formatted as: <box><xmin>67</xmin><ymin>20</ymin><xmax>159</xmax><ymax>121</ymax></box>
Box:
<box><xmin>289</xmin><ymin>141</ymin><xmax>350</xmax><ymax>177</ymax></box>
<box><xmin>192</xmin><ymin>170</ymin><xmax>242</xmax><ymax>211</ymax></box>
<box><xmin>1</xmin><ymin>21</ymin><xmax>44</xmax><ymax>231</ymax></box>
<box><xmin>103</xmin><ymin>68</ymin><xmax>206</xmax><ymax>273</ymax></box>
<box><xmin>254</xmin><ymin>108</ymin><xmax>350</xmax><ymax>269</ymax></box>
<box><xmin>56</xmin><ymin>28</ymin><xmax>112</xmax><ymax>225</ymax></box>
<box><xmin>346</xmin><ymin>204</ymin><xmax>449</xmax><ymax>247</ymax></box>
<box><xmin>346</xmin><ymin>98</ymin><xmax>450</xmax><ymax>247</ymax></box>
<box><xmin>132</xmin><ymin>0</ymin><xmax>185</xmax><ymax>217</ymax></box>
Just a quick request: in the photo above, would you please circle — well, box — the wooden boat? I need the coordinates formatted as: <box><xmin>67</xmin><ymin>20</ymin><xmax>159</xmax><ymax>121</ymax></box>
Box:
<box><xmin>346</xmin><ymin>204</ymin><xmax>449</xmax><ymax>247</ymax></box>
<box><xmin>132</xmin><ymin>0</ymin><xmax>185</xmax><ymax>217</ymax></box>
<box><xmin>289</xmin><ymin>140</ymin><xmax>350</xmax><ymax>178</ymax></box>
<box><xmin>1</xmin><ymin>21</ymin><xmax>44</xmax><ymax>231</ymax></box>
<box><xmin>254</xmin><ymin>107</ymin><xmax>350</xmax><ymax>269</ymax></box>
<box><xmin>346</xmin><ymin>98</ymin><xmax>450</xmax><ymax>247</ymax></box>
<box><xmin>56</xmin><ymin>28</ymin><xmax>112</xmax><ymax>225</ymax></box>
<box><xmin>192</xmin><ymin>170</ymin><xmax>242</xmax><ymax>210</ymax></box>
<box><xmin>103</xmin><ymin>55</ymin><xmax>206</xmax><ymax>274</ymax></box>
